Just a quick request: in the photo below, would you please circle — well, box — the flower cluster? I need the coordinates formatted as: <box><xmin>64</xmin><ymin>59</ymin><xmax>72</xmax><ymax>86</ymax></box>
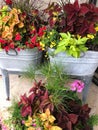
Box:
<box><xmin>23</xmin><ymin>109</ymin><xmax>62</xmax><ymax>130</ymax></box>
<box><xmin>1</xmin><ymin>0</ymin><xmax>98</xmax><ymax>53</ymax></box>
<box><xmin>0</xmin><ymin>1</ymin><xmax>46</xmax><ymax>52</ymax></box>
<box><xmin>42</xmin><ymin>0</ymin><xmax>98</xmax><ymax>53</ymax></box>
<box><xmin>70</xmin><ymin>80</ymin><xmax>84</xmax><ymax>92</ymax></box>
<box><xmin>4</xmin><ymin>78</ymin><xmax>93</xmax><ymax>130</ymax></box>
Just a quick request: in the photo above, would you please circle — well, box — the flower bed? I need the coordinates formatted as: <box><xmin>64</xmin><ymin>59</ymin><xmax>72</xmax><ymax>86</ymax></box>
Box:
<box><xmin>1</xmin><ymin>64</ymin><xmax>98</xmax><ymax>130</ymax></box>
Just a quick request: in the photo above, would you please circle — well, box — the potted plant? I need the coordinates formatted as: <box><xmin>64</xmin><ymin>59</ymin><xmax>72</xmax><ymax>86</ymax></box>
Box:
<box><xmin>1</xmin><ymin>64</ymin><xmax>98</xmax><ymax>130</ymax></box>
<box><xmin>0</xmin><ymin>0</ymin><xmax>47</xmax><ymax>71</ymax></box>
<box><xmin>41</xmin><ymin>0</ymin><xmax>98</xmax><ymax>76</ymax></box>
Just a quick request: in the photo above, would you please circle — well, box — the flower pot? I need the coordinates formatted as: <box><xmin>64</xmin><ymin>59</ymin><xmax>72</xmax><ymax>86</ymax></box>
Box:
<box><xmin>0</xmin><ymin>48</ymin><xmax>42</xmax><ymax>71</ymax></box>
<box><xmin>48</xmin><ymin>48</ymin><xmax>98</xmax><ymax>76</ymax></box>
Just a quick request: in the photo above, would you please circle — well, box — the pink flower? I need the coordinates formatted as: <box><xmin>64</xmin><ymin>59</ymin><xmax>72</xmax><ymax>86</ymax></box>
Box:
<box><xmin>70</xmin><ymin>80</ymin><xmax>84</xmax><ymax>93</ymax></box>
<box><xmin>15</xmin><ymin>33</ymin><xmax>22</xmax><ymax>41</ymax></box>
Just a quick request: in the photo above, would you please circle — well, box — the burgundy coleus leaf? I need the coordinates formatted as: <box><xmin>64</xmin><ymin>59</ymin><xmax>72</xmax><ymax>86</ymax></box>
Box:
<box><xmin>63</xmin><ymin>4</ymin><xmax>75</xmax><ymax>15</ymax></box>
<box><xmin>88</xmin><ymin>23</ymin><xmax>96</xmax><ymax>34</ymax></box>
<box><xmin>55</xmin><ymin>110</ymin><xmax>72</xmax><ymax>130</ymax></box>
<box><xmin>73</xmin><ymin>0</ymin><xmax>80</xmax><ymax>11</ymax></box>
<box><xmin>76</xmin><ymin>21</ymin><xmax>89</xmax><ymax>36</ymax></box>
<box><xmin>64</xmin><ymin>0</ymin><xmax>79</xmax><ymax>14</ymax></box>
<box><xmin>66</xmin><ymin>14</ymin><xmax>76</xmax><ymax>26</ymax></box>
<box><xmin>39</xmin><ymin>92</ymin><xmax>54</xmax><ymax>112</ymax></box>
<box><xmin>79</xmin><ymin>104</ymin><xmax>91</xmax><ymax>121</ymax></box>
<box><xmin>18</xmin><ymin>93</ymin><xmax>29</xmax><ymax>106</ymax></box>
<box><xmin>66</xmin><ymin>121</ymin><xmax>72</xmax><ymax>130</ymax></box>
<box><xmin>79</xmin><ymin>5</ymin><xmax>89</xmax><ymax>16</ymax></box>
<box><xmin>94</xmin><ymin>6</ymin><xmax>98</xmax><ymax>13</ymax></box>
<box><xmin>29</xmin><ymin>80</ymin><xmax>44</xmax><ymax>94</ymax></box>
<box><xmin>28</xmin><ymin>93</ymin><xmax>36</xmax><ymax>104</ymax></box>
<box><xmin>68</xmin><ymin>114</ymin><xmax>78</xmax><ymax>124</ymax></box>
<box><xmin>39</xmin><ymin>99</ymin><xmax>53</xmax><ymax>112</ymax></box>
<box><xmin>21</xmin><ymin>105</ymin><xmax>32</xmax><ymax>117</ymax></box>
<box><xmin>40</xmin><ymin>90</ymin><xmax>49</xmax><ymax>101</ymax></box>
<box><xmin>18</xmin><ymin>93</ymin><xmax>33</xmax><ymax>117</ymax></box>
<box><xmin>81</xmin><ymin>104</ymin><xmax>91</xmax><ymax>113</ymax></box>
<box><xmin>49</xmin><ymin>17</ymin><xmax>57</xmax><ymax>27</ymax></box>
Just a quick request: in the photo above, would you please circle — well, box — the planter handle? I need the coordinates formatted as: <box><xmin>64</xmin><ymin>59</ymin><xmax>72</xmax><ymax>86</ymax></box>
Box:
<box><xmin>80</xmin><ymin>52</ymin><xmax>85</xmax><ymax>58</ymax></box>
<box><xmin>6</xmin><ymin>49</ymin><xmax>18</xmax><ymax>56</ymax></box>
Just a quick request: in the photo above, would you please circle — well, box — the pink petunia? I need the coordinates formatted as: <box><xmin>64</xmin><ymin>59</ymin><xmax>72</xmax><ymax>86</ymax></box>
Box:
<box><xmin>70</xmin><ymin>80</ymin><xmax>84</xmax><ymax>93</ymax></box>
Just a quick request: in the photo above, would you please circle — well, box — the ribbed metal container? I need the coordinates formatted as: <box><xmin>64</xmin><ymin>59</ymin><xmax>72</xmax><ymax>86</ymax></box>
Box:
<box><xmin>48</xmin><ymin>48</ymin><xmax>98</xmax><ymax>76</ymax></box>
<box><xmin>0</xmin><ymin>48</ymin><xmax>42</xmax><ymax>72</ymax></box>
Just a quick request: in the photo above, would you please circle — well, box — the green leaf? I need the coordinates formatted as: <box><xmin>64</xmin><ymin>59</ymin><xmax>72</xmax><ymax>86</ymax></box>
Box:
<box><xmin>54</xmin><ymin>46</ymin><xmax>66</xmax><ymax>54</ymax></box>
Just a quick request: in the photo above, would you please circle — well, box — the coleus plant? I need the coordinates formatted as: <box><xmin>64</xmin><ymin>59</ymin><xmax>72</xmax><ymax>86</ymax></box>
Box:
<box><xmin>45</xmin><ymin>0</ymin><xmax>98</xmax><ymax>36</ymax></box>
<box><xmin>3</xmin><ymin>64</ymin><xmax>98</xmax><ymax>130</ymax></box>
<box><xmin>0</xmin><ymin>1</ymin><xmax>47</xmax><ymax>51</ymax></box>
<box><xmin>17</xmin><ymin>79</ymin><xmax>93</xmax><ymax>130</ymax></box>
<box><xmin>44</xmin><ymin>0</ymin><xmax>98</xmax><ymax>51</ymax></box>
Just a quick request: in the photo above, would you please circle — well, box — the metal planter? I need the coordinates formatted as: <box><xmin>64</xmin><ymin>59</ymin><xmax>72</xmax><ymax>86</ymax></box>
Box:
<box><xmin>48</xmin><ymin>48</ymin><xmax>98</xmax><ymax>76</ymax></box>
<box><xmin>0</xmin><ymin>48</ymin><xmax>42</xmax><ymax>72</ymax></box>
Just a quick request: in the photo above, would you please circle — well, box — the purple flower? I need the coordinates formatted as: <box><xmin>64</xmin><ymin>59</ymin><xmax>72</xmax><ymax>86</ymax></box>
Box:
<box><xmin>70</xmin><ymin>80</ymin><xmax>84</xmax><ymax>93</ymax></box>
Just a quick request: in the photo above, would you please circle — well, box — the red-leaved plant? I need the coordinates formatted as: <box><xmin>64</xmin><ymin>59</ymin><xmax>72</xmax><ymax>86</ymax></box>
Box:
<box><xmin>44</xmin><ymin>0</ymin><xmax>98</xmax><ymax>51</ymax></box>
<box><xmin>45</xmin><ymin>0</ymin><xmax>98</xmax><ymax>36</ymax></box>
<box><xmin>18</xmin><ymin>80</ymin><xmax>92</xmax><ymax>130</ymax></box>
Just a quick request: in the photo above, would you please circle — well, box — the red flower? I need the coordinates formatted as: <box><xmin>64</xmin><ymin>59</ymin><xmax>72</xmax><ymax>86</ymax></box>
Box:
<box><xmin>16</xmin><ymin>47</ymin><xmax>21</xmax><ymax>51</ymax></box>
<box><xmin>0</xmin><ymin>38</ymin><xmax>6</xmax><ymax>44</ymax></box>
<box><xmin>15</xmin><ymin>33</ymin><xmax>22</xmax><ymax>41</ymax></box>
<box><xmin>4</xmin><ymin>46</ymin><xmax>10</xmax><ymax>51</ymax></box>
<box><xmin>5</xmin><ymin>0</ymin><xmax>12</xmax><ymax>5</ymax></box>
<box><xmin>31</xmin><ymin>35</ymin><xmax>37</xmax><ymax>43</ymax></box>
<box><xmin>38</xmin><ymin>26</ymin><xmax>46</xmax><ymax>37</ymax></box>
<box><xmin>9</xmin><ymin>43</ymin><xmax>15</xmax><ymax>49</ymax></box>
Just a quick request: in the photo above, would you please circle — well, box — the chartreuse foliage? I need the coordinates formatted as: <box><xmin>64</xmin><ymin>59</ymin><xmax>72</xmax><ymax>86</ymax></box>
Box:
<box><xmin>55</xmin><ymin>32</ymin><xmax>88</xmax><ymax>58</ymax></box>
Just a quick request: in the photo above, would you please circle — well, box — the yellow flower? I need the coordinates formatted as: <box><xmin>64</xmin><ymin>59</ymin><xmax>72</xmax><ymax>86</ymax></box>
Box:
<box><xmin>40</xmin><ymin>42</ymin><xmax>45</xmax><ymax>47</ymax></box>
<box><xmin>95</xmin><ymin>26</ymin><xmax>98</xmax><ymax>31</ymax></box>
<box><xmin>77</xmin><ymin>34</ymin><xmax>81</xmax><ymax>38</ymax></box>
<box><xmin>50</xmin><ymin>32</ymin><xmax>53</xmax><ymax>35</ymax></box>
<box><xmin>18</xmin><ymin>22</ymin><xmax>24</xmax><ymax>28</ymax></box>
<box><xmin>60</xmin><ymin>37</ymin><xmax>62</xmax><ymax>40</ymax></box>
<box><xmin>50</xmin><ymin>44</ymin><xmax>54</xmax><ymax>48</ymax></box>
<box><xmin>24</xmin><ymin>116</ymin><xmax>33</xmax><ymax>127</ymax></box>
<box><xmin>49</xmin><ymin>126</ymin><xmax>62</xmax><ymax>130</ymax></box>
<box><xmin>40</xmin><ymin>109</ymin><xmax>55</xmax><ymax>123</ymax></box>
<box><xmin>48</xmin><ymin>115</ymin><xmax>55</xmax><ymax>123</ymax></box>
<box><xmin>51</xmin><ymin>42</ymin><xmax>56</xmax><ymax>45</ymax></box>
<box><xmin>27</xmin><ymin>127</ymin><xmax>35</xmax><ymax>130</ymax></box>
<box><xmin>53</xmin><ymin>12</ymin><xmax>59</xmax><ymax>16</ymax></box>
<box><xmin>87</xmin><ymin>34</ymin><xmax>94</xmax><ymax>39</ymax></box>
<box><xmin>2</xmin><ymin>26</ymin><xmax>13</xmax><ymax>40</ymax></box>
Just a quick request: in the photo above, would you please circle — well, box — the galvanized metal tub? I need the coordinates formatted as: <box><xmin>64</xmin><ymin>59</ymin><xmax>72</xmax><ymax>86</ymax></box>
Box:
<box><xmin>0</xmin><ymin>48</ymin><xmax>42</xmax><ymax>72</ymax></box>
<box><xmin>48</xmin><ymin>48</ymin><xmax>98</xmax><ymax>76</ymax></box>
